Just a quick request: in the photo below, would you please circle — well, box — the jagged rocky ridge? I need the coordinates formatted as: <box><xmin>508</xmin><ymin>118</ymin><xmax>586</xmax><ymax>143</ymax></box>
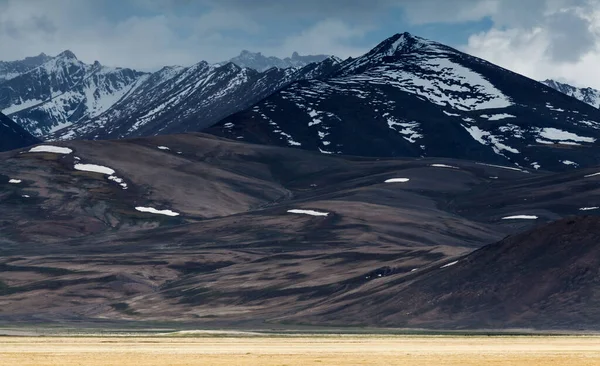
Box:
<box><xmin>0</xmin><ymin>51</ymin><xmax>147</xmax><ymax>136</ymax></box>
<box><xmin>50</xmin><ymin>56</ymin><xmax>341</xmax><ymax>140</ymax></box>
<box><xmin>0</xmin><ymin>49</ymin><xmax>338</xmax><ymax>140</ymax></box>
<box><xmin>541</xmin><ymin>79</ymin><xmax>600</xmax><ymax>109</ymax></box>
<box><xmin>0</xmin><ymin>53</ymin><xmax>52</xmax><ymax>82</ymax></box>
<box><xmin>210</xmin><ymin>32</ymin><xmax>600</xmax><ymax>172</ymax></box>
<box><xmin>229</xmin><ymin>50</ymin><xmax>331</xmax><ymax>72</ymax></box>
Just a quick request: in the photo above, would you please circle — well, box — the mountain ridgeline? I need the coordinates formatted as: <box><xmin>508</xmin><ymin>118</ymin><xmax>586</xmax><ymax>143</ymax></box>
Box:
<box><xmin>49</xmin><ymin>57</ymin><xmax>341</xmax><ymax>140</ymax></box>
<box><xmin>228</xmin><ymin>50</ymin><xmax>330</xmax><ymax>71</ymax></box>
<box><xmin>3</xmin><ymin>32</ymin><xmax>600</xmax><ymax>172</ymax></box>
<box><xmin>4</xmin><ymin>33</ymin><xmax>600</xmax><ymax>331</ymax></box>
<box><xmin>541</xmin><ymin>79</ymin><xmax>600</xmax><ymax>109</ymax></box>
<box><xmin>209</xmin><ymin>33</ymin><xmax>600</xmax><ymax>172</ymax></box>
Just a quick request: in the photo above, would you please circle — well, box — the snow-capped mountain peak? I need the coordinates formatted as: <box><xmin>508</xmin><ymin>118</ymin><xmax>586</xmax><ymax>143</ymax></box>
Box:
<box><xmin>228</xmin><ymin>50</ymin><xmax>330</xmax><ymax>72</ymax></box>
<box><xmin>337</xmin><ymin>32</ymin><xmax>450</xmax><ymax>76</ymax></box>
<box><xmin>210</xmin><ymin>32</ymin><xmax>600</xmax><ymax>172</ymax></box>
<box><xmin>56</xmin><ymin>50</ymin><xmax>78</xmax><ymax>60</ymax></box>
<box><xmin>48</xmin><ymin>54</ymin><xmax>340</xmax><ymax>141</ymax></box>
<box><xmin>1</xmin><ymin>52</ymin><xmax>148</xmax><ymax>136</ymax></box>
<box><xmin>541</xmin><ymin>79</ymin><xmax>600</xmax><ymax>109</ymax></box>
<box><xmin>381</xmin><ymin>32</ymin><xmax>439</xmax><ymax>55</ymax></box>
<box><xmin>0</xmin><ymin>52</ymin><xmax>53</xmax><ymax>82</ymax></box>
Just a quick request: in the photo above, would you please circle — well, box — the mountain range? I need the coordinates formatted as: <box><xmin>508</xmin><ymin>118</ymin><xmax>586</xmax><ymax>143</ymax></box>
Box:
<box><xmin>0</xmin><ymin>52</ymin><xmax>52</xmax><ymax>82</ymax></box>
<box><xmin>0</xmin><ymin>51</ymin><xmax>146</xmax><ymax>136</ymax></box>
<box><xmin>210</xmin><ymin>33</ymin><xmax>600</xmax><ymax>172</ymax></box>
<box><xmin>0</xmin><ymin>50</ymin><xmax>339</xmax><ymax>140</ymax></box>
<box><xmin>4</xmin><ymin>33</ymin><xmax>600</xmax><ymax>173</ymax></box>
<box><xmin>49</xmin><ymin>56</ymin><xmax>341</xmax><ymax>140</ymax></box>
<box><xmin>541</xmin><ymin>79</ymin><xmax>600</xmax><ymax>109</ymax></box>
<box><xmin>228</xmin><ymin>50</ymin><xmax>330</xmax><ymax>71</ymax></box>
<box><xmin>4</xmin><ymin>32</ymin><xmax>600</xmax><ymax>331</ymax></box>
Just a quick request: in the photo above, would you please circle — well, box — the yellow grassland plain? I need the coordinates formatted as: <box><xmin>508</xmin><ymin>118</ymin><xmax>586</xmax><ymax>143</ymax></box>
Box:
<box><xmin>2</xmin><ymin>335</ymin><xmax>600</xmax><ymax>365</ymax></box>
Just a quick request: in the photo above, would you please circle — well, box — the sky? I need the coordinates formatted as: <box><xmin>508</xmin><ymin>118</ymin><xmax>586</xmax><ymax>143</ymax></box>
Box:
<box><xmin>1</xmin><ymin>0</ymin><xmax>600</xmax><ymax>88</ymax></box>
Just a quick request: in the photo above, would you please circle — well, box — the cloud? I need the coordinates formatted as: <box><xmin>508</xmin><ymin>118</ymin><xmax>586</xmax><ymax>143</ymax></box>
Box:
<box><xmin>0</xmin><ymin>0</ymin><xmax>388</xmax><ymax>69</ymax></box>
<box><xmin>544</xmin><ymin>8</ymin><xmax>596</xmax><ymax>62</ymax></box>
<box><xmin>267</xmin><ymin>19</ymin><xmax>370</xmax><ymax>58</ymax></box>
<box><xmin>1</xmin><ymin>0</ymin><xmax>599</xmax><ymax>91</ymax></box>
<box><xmin>461</xmin><ymin>0</ymin><xmax>600</xmax><ymax>88</ymax></box>
<box><xmin>202</xmin><ymin>0</ymin><xmax>400</xmax><ymax>21</ymax></box>
<box><xmin>400</xmin><ymin>0</ymin><xmax>499</xmax><ymax>25</ymax></box>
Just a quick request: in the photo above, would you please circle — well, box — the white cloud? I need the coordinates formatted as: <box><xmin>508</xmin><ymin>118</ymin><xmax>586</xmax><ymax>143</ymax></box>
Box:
<box><xmin>462</xmin><ymin>1</ymin><xmax>600</xmax><ymax>88</ymax></box>
<box><xmin>1</xmin><ymin>0</ymin><xmax>599</xmax><ymax>92</ymax></box>
<box><xmin>268</xmin><ymin>19</ymin><xmax>369</xmax><ymax>59</ymax></box>
<box><xmin>400</xmin><ymin>0</ymin><xmax>499</xmax><ymax>25</ymax></box>
<box><xmin>0</xmin><ymin>0</ymin><xmax>296</xmax><ymax>68</ymax></box>
<box><xmin>0</xmin><ymin>0</ymin><xmax>372</xmax><ymax>69</ymax></box>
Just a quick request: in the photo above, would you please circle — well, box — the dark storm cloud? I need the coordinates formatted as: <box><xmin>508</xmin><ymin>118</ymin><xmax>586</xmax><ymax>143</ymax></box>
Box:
<box><xmin>545</xmin><ymin>9</ymin><xmax>596</xmax><ymax>62</ymax></box>
<box><xmin>188</xmin><ymin>0</ymin><xmax>402</xmax><ymax>22</ymax></box>
<box><xmin>0</xmin><ymin>15</ymin><xmax>57</xmax><ymax>39</ymax></box>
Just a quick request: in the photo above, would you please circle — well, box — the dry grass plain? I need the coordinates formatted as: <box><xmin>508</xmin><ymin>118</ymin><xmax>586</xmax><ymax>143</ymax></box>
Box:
<box><xmin>2</xmin><ymin>335</ymin><xmax>600</xmax><ymax>366</ymax></box>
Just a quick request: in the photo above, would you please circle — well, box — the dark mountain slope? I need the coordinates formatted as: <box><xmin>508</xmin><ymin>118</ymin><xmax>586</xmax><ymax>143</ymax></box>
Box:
<box><xmin>0</xmin><ymin>112</ymin><xmax>40</xmax><ymax>151</ymax></box>
<box><xmin>210</xmin><ymin>32</ymin><xmax>600</xmax><ymax>172</ymax></box>
<box><xmin>292</xmin><ymin>216</ymin><xmax>600</xmax><ymax>330</ymax></box>
<box><xmin>2</xmin><ymin>133</ymin><xmax>600</xmax><ymax>328</ymax></box>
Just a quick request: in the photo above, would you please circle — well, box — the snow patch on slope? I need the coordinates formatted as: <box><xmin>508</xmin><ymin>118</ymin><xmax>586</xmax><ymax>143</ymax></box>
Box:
<box><xmin>287</xmin><ymin>209</ymin><xmax>329</xmax><ymax>217</ymax></box>
<box><xmin>462</xmin><ymin>125</ymin><xmax>520</xmax><ymax>155</ymax></box>
<box><xmin>74</xmin><ymin>163</ymin><xmax>115</xmax><ymax>175</ymax></box>
<box><xmin>136</xmin><ymin>206</ymin><xmax>180</xmax><ymax>217</ymax></box>
<box><xmin>28</xmin><ymin>145</ymin><xmax>72</xmax><ymax>154</ymax></box>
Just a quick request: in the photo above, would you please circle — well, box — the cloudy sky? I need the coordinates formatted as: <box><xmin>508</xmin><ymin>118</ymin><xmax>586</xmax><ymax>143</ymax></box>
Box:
<box><xmin>1</xmin><ymin>0</ymin><xmax>600</xmax><ymax>87</ymax></box>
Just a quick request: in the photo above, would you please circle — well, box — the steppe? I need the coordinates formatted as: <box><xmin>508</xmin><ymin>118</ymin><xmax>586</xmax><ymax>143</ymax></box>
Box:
<box><xmin>2</xmin><ymin>335</ymin><xmax>600</xmax><ymax>366</ymax></box>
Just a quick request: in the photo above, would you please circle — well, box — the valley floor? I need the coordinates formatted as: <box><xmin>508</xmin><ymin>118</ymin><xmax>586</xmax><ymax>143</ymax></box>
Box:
<box><xmin>2</xmin><ymin>335</ymin><xmax>600</xmax><ymax>366</ymax></box>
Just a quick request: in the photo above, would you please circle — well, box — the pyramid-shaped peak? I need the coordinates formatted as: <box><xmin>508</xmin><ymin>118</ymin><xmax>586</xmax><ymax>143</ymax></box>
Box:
<box><xmin>378</xmin><ymin>32</ymin><xmax>436</xmax><ymax>55</ymax></box>
<box><xmin>57</xmin><ymin>50</ymin><xmax>77</xmax><ymax>60</ymax></box>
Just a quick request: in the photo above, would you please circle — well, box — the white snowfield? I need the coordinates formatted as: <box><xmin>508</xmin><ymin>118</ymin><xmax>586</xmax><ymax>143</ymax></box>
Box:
<box><xmin>108</xmin><ymin>175</ymin><xmax>128</xmax><ymax>190</ymax></box>
<box><xmin>74</xmin><ymin>164</ymin><xmax>115</xmax><ymax>175</ymax></box>
<box><xmin>28</xmin><ymin>145</ymin><xmax>73</xmax><ymax>154</ymax></box>
<box><xmin>580</xmin><ymin>207</ymin><xmax>600</xmax><ymax>211</ymax></box>
<box><xmin>502</xmin><ymin>215</ymin><xmax>538</xmax><ymax>220</ymax></box>
<box><xmin>585</xmin><ymin>172</ymin><xmax>600</xmax><ymax>178</ymax></box>
<box><xmin>385</xmin><ymin>178</ymin><xmax>410</xmax><ymax>183</ymax></box>
<box><xmin>287</xmin><ymin>209</ymin><xmax>329</xmax><ymax>217</ymax></box>
<box><xmin>135</xmin><ymin>206</ymin><xmax>180</xmax><ymax>217</ymax></box>
<box><xmin>462</xmin><ymin>124</ymin><xmax>520</xmax><ymax>155</ymax></box>
<box><xmin>2</xmin><ymin>98</ymin><xmax>44</xmax><ymax>115</ymax></box>
<box><xmin>440</xmin><ymin>260</ymin><xmax>459</xmax><ymax>268</ymax></box>
<box><xmin>430</xmin><ymin>164</ymin><xmax>459</xmax><ymax>169</ymax></box>
<box><xmin>8</xmin><ymin>179</ymin><xmax>21</xmax><ymax>184</ymax></box>
<box><xmin>157</xmin><ymin>146</ymin><xmax>170</xmax><ymax>150</ymax></box>
<box><xmin>536</xmin><ymin>127</ymin><xmax>596</xmax><ymax>143</ymax></box>
<box><xmin>480</xmin><ymin>113</ymin><xmax>516</xmax><ymax>121</ymax></box>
